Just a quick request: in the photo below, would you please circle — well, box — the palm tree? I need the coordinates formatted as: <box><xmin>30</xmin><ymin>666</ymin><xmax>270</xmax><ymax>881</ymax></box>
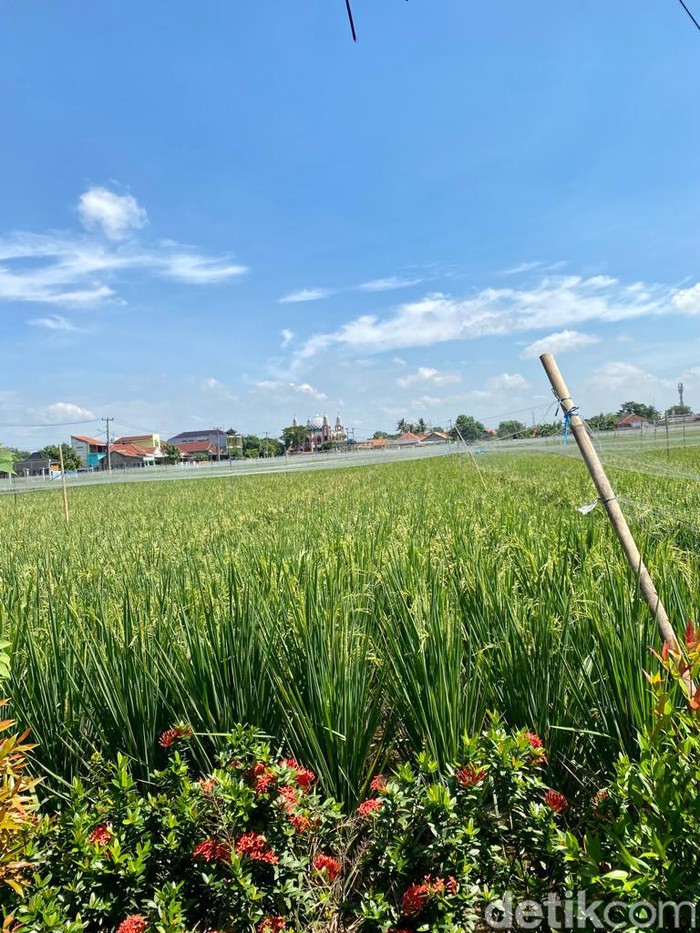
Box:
<box><xmin>396</xmin><ymin>418</ymin><xmax>408</xmax><ymax>434</ymax></box>
<box><xmin>416</xmin><ymin>417</ymin><xmax>427</xmax><ymax>434</ymax></box>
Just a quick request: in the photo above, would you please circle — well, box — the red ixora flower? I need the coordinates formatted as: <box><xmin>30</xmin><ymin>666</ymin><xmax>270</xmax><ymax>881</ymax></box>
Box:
<box><xmin>235</xmin><ymin>831</ymin><xmax>279</xmax><ymax>865</ymax></box>
<box><xmin>313</xmin><ymin>854</ymin><xmax>342</xmax><ymax>882</ymax></box>
<box><xmin>544</xmin><ymin>790</ymin><xmax>569</xmax><ymax>814</ymax></box>
<box><xmin>455</xmin><ymin>764</ymin><xmax>487</xmax><ymax>787</ymax></box>
<box><xmin>357</xmin><ymin>797</ymin><xmax>383</xmax><ymax>817</ymax></box>
<box><xmin>370</xmin><ymin>774</ymin><xmax>387</xmax><ymax>792</ymax></box>
<box><xmin>247</xmin><ymin>762</ymin><xmax>277</xmax><ymax>795</ymax></box>
<box><xmin>401</xmin><ymin>875</ymin><xmax>454</xmax><ymax>916</ymax></box>
<box><xmin>158</xmin><ymin>724</ymin><xmax>193</xmax><ymax>748</ymax></box>
<box><xmin>290</xmin><ymin>814</ymin><xmax>311</xmax><ymax>833</ymax></box>
<box><xmin>198</xmin><ymin>777</ymin><xmax>217</xmax><ymax>794</ymax></box>
<box><xmin>525</xmin><ymin>731</ymin><xmax>543</xmax><ymax>749</ymax></box>
<box><xmin>257</xmin><ymin>920</ymin><xmax>287</xmax><ymax>933</ymax></box>
<box><xmin>116</xmin><ymin>915</ymin><xmax>148</xmax><ymax>933</ymax></box>
<box><xmin>88</xmin><ymin>823</ymin><xmax>112</xmax><ymax>846</ymax></box>
<box><xmin>278</xmin><ymin>784</ymin><xmax>299</xmax><ymax>811</ymax></box>
<box><xmin>193</xmin><ymin>839</ymin><xmax>232</xmax><ymax>863</ymax></box>
<box><xmin>281</xmin><ymin>758</ymin><xmax>316</xmax><ymax>791</ymax></box>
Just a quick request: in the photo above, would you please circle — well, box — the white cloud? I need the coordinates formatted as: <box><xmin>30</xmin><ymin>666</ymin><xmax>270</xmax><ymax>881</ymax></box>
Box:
<box><xmin>357</xmin><ymin>276</ymin><xmax>422</xmax><ymax>292</ymax></box>
<box><xmin>411</xmin><ymin>394</ymin><xmax>442</xmax><ymax>407</ymax></box>
<box><xmin>0</xmin><ymin>188</ymin><xmax>247</xmax><ymax>309</ymax></box>
<box><xmin>392</xmin><ymin>356</ymin><xmax>407</xmax><ymax>366</ymax></box>
<box><xmin>78</xmin><ymin>187</ymin><xmax>148</xmax><ymax>240</ymax></box>
<box><xmin>488</xmin><ymin>373</ymin><xmax>530</xmax><ymax>391</ymax></box>
<box><xmin>254</xmin><ymin>380</ymin><xmax>327</xmax><ymax>401</ymax></box>
<box><xmin>281</xmin><ymin>329</ymin><xmax>295</xmax><ymax>347</ymax></box>
<box><xmin>673</xmin><ymin>284</ymin><xmax>700</xmax><ymax>314</ymax></box>
<box><xmin>397</xmin><ymin>366</ymin><xmax>461</xmax><ymax>389</ymax></box>
<box><xmin>156</xmin><ymin>253</ymin><xmax>247</xmax><ymax>284</ymax></box>
<box><xmin>501</xmin><ymin>261</ymin><xmax>545</xmax><ymax>275</ymax></box>
<box><xmin>0</xmin><ymin>236</ymin><xmax>245</xmax><ymax>310</ymax></box>
<box><xmin>28</xmin><ymin>314</ymin><xmax>78</xmax><ymax>331</ymax></box>
<box><xmin>294</xmin><ymin>273</ymin><xmax>686</xmax><ymax>363</ymax></box>
<box><xmin>279</xmin><ymin>288</ymin><xmax>333</xmax><ymax>304</ymax></box>
<box><xmin>520</xmin><ymin>330</ymin><xmax>600</xmax><ymax>359</ymax></box>
<box><xmin>591</xmin><ymin>361</ymin><xmax>671</xmax><ymax>393</ymax></box>
<box><xmin>43</xmin><ymin>401</ymin><xmax>95</xmax><ymax>421</ymax></box>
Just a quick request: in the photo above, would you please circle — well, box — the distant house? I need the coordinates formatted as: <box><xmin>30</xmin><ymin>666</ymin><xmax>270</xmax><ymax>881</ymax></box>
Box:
<box><xmin>71</xmin><ymin>434</ymin><xmax>107</xmax><ymax>469</ymax></box>
<box><xmin>173</xmin><ymin>441</ymin><xmax>218</xmax><ymax>461</ymax></box>
<box><xmin>390</xmin><ymin>432</ymin><xmax>423</xmax><ymax>448</ymax></box>
<box><xmin>616</xmin><ymin>414</ymin><xmax>649</xmax><ymax>429</ymax></box>
<box><xmin>418</xmin><ymin>431</ymin><xmax>451</xmax><ymax>444</ymax></box>
<box><xmin>167</xmin><ymin>429</ymin><xmax>228</xmax><ymax>453</ymax></box>
<box><xmin>115</xmin><ymin>433</ymin><xmax>162</xmax><ymax>458</ymax></box>
<box><xmin>483</xmin><ymin>428</ymin><xmax>498</xmax><ymax>437</ymax></box>
<box><xmin>13</xmin><ymin>452</ymin><xmax>60</xmax><ymax>477</ymax></box>
<box><xmin>105</xmin><ymin>444</ymin><xmax>156</xmax><ymax>469</ymax></box>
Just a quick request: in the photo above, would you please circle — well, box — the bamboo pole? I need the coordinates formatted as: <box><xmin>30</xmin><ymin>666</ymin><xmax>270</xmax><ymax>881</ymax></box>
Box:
<box><xmin>539</xmin><ymin>352</ymin><xmax>681</xmax><ymax>653</ymax></box>
<box><xmin>58</xmin><ymin>444</ymin><xmax>70</xmax><ymax>525</ymax></box>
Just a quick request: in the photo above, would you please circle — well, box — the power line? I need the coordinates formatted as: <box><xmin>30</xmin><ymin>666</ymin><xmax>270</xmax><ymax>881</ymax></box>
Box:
<box><xmin>0</xmin><ymin>418</ymin><xmax>98</xmax><ymax>428</ymax></box>
<box><xmin>677</xmin><ymin>0</ymin><xmax>700</xmax><ymax>30</ymax></box>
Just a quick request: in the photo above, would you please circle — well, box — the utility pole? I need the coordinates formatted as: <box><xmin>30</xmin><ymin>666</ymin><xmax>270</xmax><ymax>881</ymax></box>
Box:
<box><xmin>102</xmin><ymin>417</ymin><xmax>114</xmax><ymax>472</ymax></box>
<box><xmin>539</xmin><ymin>353</ymin><xmax>682</xmax><ymax>657</ymax></box>
<box><xmin>264</xmin><ymin>431</ymin><xmax>269</xmax><ymax>458</ymax></box>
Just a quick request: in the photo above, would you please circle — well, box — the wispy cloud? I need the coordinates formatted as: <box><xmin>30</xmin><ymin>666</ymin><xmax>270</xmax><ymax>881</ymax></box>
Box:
<box><xmin>254</xmin><ymin>380</ymin><xmax>327</xmax><ymax>401</ymax></box>
<box><xmin>488</xmin><ymin>373</ymin><xmax>530</xmax><ymax>391</ymax></box>
<box><xmin>280</xmin><ymin>329</ymin><xmax>295</xmax><ymax>347</ymax></box>
<box><xmin>294</xmin><ymin>273</ymin><xmax>695</xmax><ymax>363</ymax></box>
<box><xmin>397</xmin><ymin>366</ymin><xmax>461</xmax><ymax>389</ymax></box>
<box><xmin>520</xmin><ymin>329</ymin><xmax>600</xmax><ymax>359</ymax></box>
<box><xmin>28</xmin><ymin>314</ymin><xmax>79</xmax><ymax>331</ymax></box>
<box><xmin>279</xmin><ymin>287</ymin><xmax>334</xmax><ymax>304</ymax></box>
<box><xmin>0</xmin><ymin>186</ymin><xmax>247</xmax><ymax>309</ymax></box>
<box><xmin>501</xmin><ymin>261</ymin><xmax>546</xmax><ymax>275</ymax></box>
<box><xmin>357</xmin><ymin>276</ymin><xmax>422</xmax><ymax>292</ymax></box>
<box><xmin>590</xmin><ymin>361</ymin><xmax>671</xmax><ymax>393</ymax></box>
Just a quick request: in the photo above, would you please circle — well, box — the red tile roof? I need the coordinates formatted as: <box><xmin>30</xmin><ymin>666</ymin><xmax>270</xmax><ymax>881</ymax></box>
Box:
<box><xmin>109</xmin><ymin>444</ymin><xmax>153</xmax><ymax>458</ymax></box>
<box><xmin>617</xmin><ymin>414</ymin><xmax>648</xmax><ymax>425</ymax></box>
<box><xmin>174</xmin><ymin>441</ymin><xmax>216</xmax><ymax>454</ymax></box>
<box><xmin>72</xmin><ymin>434</ymin><xmax>106</xmax><ymax>447</ymax></box>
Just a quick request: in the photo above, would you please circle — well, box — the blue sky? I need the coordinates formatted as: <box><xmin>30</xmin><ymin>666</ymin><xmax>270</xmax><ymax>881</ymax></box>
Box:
<box><xmin>2</xmin><ymin>0</ymin><xmax>700</xmax><ymax>447</ymax></box>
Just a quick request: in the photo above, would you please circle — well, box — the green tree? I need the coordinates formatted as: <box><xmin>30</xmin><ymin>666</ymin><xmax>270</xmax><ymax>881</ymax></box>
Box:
<box><xmin>372</xmin><ymin>431</ymin><xmax>391</xmax><ymax>439</ymax></box>
<box><xmin>532</xmin><ymin>420</ymin><xmax>563</xmax><ymax>437</ymax></box>
<box><xmin>281</xmin><ymin>425</ymin><xmax>307</xmax><ymax>452</ymax></box>
<box><xmin>497</xmin><ymin>419</ymin><xmax>527</xmax><ymax>439</ymax></box>
<box><xmin>161</xmin><ymin>442</ymin><xmax>182</xmax><ymax>464</ymax></box>
<box><xmin>587</xmin><ymin>412</ymin><xmax>617</xmax><ymax>432</ymax></box>
<box><xmin>617</xmin><ymin>401</ymin><xmax>660</xmax><ymax>422</ymax></box>
<box><xmin>450</xmin><ymin>414</ymin><xmax>486</xmax><ymax>443</ymax></box>
<box><xmin>416</xmin><ymin>417</ymin><xmax>427</xmax><ymax>434</ymax></box>
<box><xmin>396</xmin><ymin>418</ymin><xmax>415</xmax><ymax>434</ymax></box>
<box><xmin>41</xmin><ymin>444</ymin><xmax>81</xmax><ymax>471</ymax></box>
<box><xmin>667</xmin><ymin>404</ymin><xmax>692</xmax><ymax>416</ymax></box>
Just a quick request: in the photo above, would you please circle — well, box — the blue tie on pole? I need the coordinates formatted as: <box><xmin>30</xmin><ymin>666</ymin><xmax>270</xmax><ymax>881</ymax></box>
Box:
<box><xmin>563</xmin><ymin>406</ymin><xmax>579</xmax><ymax>446</ymax></box>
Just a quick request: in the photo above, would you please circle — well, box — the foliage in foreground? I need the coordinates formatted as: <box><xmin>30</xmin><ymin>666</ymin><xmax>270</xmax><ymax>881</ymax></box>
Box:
<box><xmin>353</xmin><ymin>722</ymin><xmax>566</xmax><ymax>932</ymax></box>
<box><xmin>0</xmin><ymin>702</ymin><xmax>39</xmax><ymax>898</ymax></box>
<box><xmin>7</xmin><ymin>722</ymin><xmax>574</xmax><ymax>933</ymax></box>
<box><xmin>14</xmin><ymin>726</ymin><xmax>341</xmax><ymax>933</ymax></box>
<box><xmin>563</xmin><ymin>623</ymin><xmax>700</xmax><ymax>915</ymax></box>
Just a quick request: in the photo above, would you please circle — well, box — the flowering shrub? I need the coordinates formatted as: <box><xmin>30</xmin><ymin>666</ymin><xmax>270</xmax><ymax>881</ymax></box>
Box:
<box><xmin>0</xmin><ymin>701</ymin><xmax>39</xmax><ymax>898</ymax></box>
<box><xmin>14</xmin><ymin>725</ymin><xmax>341</xmax><ymax>932</ymax></box>
<box><xmin>351</xmin><ymin>720</ymin><xmax>567</xmax><ymax>932</ymax></box>
<box><xmin>563</xmin><ymin>624</ymin><xmax>700</xmax><ymax>906</ymax></box>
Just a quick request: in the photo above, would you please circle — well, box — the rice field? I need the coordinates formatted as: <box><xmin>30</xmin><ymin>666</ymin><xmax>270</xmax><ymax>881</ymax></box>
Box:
<box><xmin>2</xmin><ymin>449</ymin><xmax>699</xmax><ymax>806</ymax></box>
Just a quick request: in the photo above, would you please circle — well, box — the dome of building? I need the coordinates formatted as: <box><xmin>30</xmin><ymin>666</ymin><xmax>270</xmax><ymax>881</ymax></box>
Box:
<box><xmin>307</xmin><ymin>415</ymin><xmax>324</xmax><ymax>431</ymax></box>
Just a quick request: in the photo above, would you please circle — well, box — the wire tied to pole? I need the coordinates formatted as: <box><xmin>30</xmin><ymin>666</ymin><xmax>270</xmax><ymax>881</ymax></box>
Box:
<box><xmin>563</xmin><ymin>405</ymin><xmax>579</xmax><ymax>446</ymax></box>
